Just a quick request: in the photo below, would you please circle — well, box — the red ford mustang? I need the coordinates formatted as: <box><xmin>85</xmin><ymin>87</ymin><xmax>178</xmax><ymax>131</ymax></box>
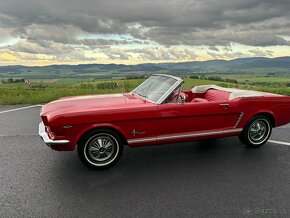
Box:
<box><xmin>39</xmin><ymin>74</ymin><xmax>290</xmax><ymax>169</ymax></box>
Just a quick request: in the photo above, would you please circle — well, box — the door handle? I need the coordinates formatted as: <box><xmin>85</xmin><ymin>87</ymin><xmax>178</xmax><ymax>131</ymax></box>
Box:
<box><xmin>219</xmin><ymin>103</ymin><xmax>230</xmax><ymax>109</ymax></box>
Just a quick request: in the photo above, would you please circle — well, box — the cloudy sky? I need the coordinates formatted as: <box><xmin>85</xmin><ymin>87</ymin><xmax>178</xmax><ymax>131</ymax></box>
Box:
<box><xmin>0</xmin><ymin>0</ymin><xmax>290</xmax><ymax>66</ymax></box>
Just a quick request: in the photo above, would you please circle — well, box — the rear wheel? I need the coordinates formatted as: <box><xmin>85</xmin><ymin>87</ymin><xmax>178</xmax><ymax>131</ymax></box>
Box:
<box><xmin>77</xmin><ymin>129</ymin><xmax>124</xmax><ymax>170</ymax></box>
<box><xmin>239</xmin><ymin>115</ymin><xmax>272</xmax><ymax>148</ymax></box>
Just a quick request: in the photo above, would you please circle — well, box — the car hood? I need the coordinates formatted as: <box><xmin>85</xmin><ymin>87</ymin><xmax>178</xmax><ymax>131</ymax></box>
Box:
<box><xmin>42</xmin><ymin>93</ymin><xmax>142</xmax><ymax>113</ymax></box>
<box><xmin>41</xmin><ymin>93</ymin><xmax>149</xmax><ymax>118</ymax></box>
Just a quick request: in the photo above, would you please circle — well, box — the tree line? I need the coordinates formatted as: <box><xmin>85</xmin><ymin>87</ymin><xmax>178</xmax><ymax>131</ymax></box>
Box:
<box><xmin>1</xmin><ymin>78</ymin><xmax>25</xmax><ymax>84</ymax></box>
<box><xmin>190</xmin><ymin>75</ymin><xmax>238</xmax><ymax>84</ymax></box>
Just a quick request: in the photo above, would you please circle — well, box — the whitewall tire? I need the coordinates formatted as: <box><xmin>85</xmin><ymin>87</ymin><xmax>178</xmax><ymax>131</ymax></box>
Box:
<box><xmin>78</xmin><ymin>129</ymin><xmax>124</xmax><ymax>169</ymax></box>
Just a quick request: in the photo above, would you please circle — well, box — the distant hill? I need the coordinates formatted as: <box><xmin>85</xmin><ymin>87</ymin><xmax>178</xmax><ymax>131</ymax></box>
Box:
<box><xmin>0</xmin><ymin>56</ymin><xmax>290</xmax><ymax>79</ymax></box>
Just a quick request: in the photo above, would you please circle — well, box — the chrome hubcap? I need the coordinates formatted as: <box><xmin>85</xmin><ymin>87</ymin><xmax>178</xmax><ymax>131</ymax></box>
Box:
<box><xmin>249</xmin><ymin>120</ymin><xmax>268</xmax><ymax>143</ymax></box>
<box><xmin>88</xmin><ymin>136</ymin><xmax>115</xmax><ymax>162</ymax></box>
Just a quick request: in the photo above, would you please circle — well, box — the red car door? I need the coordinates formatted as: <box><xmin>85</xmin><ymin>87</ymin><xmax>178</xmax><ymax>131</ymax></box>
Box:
<box><xmin>157</xmin><ymin>99</ymin><xmax>242</xmax><ymax>140</ymax></box>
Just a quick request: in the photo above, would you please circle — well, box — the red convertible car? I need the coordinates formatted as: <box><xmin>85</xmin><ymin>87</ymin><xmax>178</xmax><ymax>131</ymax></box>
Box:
<box><xmin>39</xmin><ymin>74</ymin><xmax>290</xmax><ymax>169</ymax></box>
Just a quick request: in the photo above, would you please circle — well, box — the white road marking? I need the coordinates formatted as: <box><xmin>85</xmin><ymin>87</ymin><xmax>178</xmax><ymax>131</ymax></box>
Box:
<box><xmin>0</xmin><ymin>134</ymin><xmax>38</xmax><ymax>137</ymax></box>
<box><xmin>268</xmin><ymin>140</ymin><xmax>290</xmax><ymax>146</ymax></box>
<box><xmin>0</xmin><ymin>105</ymin><xmax>43</xmax><ymax>114</ymax></box>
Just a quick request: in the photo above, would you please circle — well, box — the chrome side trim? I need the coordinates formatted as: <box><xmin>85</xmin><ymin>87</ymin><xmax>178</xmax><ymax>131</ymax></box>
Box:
<box><xmin>234</xmin><ymin>112</ymin><xmax>244</xmax><ymax>128</ymax></box>
<box><xmin>157</xmin><ymin>129</ymin><xmax>243</xmax><ymax>141</ymax></box>
<box><xmin>39</xmin><ymin>122</ymin><xmax>70</xmax><ymax>146</ymax></box>
<box><xmin>128</xmin><ymin>128</ymin><xmax>243</xmax><ymax>144</ymax></box>
<box><xmin>128</xmin><ymin>137</ymin><xmax>156</xmax><ymax>144</ymax></box>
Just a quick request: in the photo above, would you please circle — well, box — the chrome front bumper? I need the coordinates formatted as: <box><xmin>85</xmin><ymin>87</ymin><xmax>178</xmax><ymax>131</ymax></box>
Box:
<box><xmin>38</xmin><ymin>122</ymin><xmax>70</xmax><ymax>146</ymax></box>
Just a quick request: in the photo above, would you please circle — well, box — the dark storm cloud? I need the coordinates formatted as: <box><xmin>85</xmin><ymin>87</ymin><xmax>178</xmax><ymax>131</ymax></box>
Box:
<box><xmin>0</xmin><ymin>0</ymin><xmax>290</xmax><ymax>56</ymax></box>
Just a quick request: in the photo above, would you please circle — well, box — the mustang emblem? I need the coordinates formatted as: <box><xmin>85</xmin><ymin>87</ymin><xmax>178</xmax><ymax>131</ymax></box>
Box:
<box><xmin>131</xmin><ymin>129</ymin><xmax>145</xmax><ymax>136</ymax></box>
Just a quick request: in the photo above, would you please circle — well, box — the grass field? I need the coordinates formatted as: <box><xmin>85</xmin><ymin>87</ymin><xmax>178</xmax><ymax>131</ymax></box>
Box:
<box><xmin>0</xmin><ymin>76</ymin><xmax>289</xmax><ymax>105</ymax></box>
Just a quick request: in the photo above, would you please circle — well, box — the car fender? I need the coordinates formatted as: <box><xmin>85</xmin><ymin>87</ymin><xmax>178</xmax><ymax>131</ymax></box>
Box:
<box><xmin>240</xmin><ymin>109</ymin><xmax>276</xmax><ymax>128</ymax></box>
<box><xmin>73</xmin><ymin>123</ymin><xmax>129</xmax><ymax>148</ymax></box>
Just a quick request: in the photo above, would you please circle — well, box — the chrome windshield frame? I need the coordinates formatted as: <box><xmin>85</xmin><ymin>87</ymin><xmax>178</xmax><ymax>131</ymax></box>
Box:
<box><xmin>130</xmin><ymin>74</ymin><xmax>184</xmax><ymax>104</ymax></box>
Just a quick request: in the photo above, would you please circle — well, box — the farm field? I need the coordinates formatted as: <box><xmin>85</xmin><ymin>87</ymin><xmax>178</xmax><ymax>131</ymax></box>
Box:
<box><xmin>1</xmin><ymin>74</ymin><xmax>290</xmax><ymax>105</ymax></box>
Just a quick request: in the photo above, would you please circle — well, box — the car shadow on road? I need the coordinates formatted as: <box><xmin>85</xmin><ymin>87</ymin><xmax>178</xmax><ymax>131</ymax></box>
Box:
<box><xmin>193</xmin><ymin>138</ymin><xmax>220</xmax><ymax>152</ymax></box>
<box><xmin>52</xmin><ymin>137</ymin><xmax>246</xmax><ymax>180</ymax></box>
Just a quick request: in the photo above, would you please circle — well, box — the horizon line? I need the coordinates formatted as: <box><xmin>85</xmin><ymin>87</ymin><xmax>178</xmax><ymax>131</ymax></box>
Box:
<box><xmin>0</xmin><ymin>55</ymin><xmax>290</xmax><ymax>68</ymax></box>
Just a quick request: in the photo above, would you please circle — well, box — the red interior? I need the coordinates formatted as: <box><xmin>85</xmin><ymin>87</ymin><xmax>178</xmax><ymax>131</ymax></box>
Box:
<box><xmin>203</xmin><ymin>90</ymin><xmax>230</xmax><ymax>101</ymax></box>
<box><xmin>182</xmin><ymin>89</ymin><xmax>230</xmax><ymax>102</ymax></box>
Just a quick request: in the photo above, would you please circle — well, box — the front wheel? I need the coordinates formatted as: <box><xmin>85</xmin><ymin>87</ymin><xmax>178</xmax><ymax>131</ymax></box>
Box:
<box><xmin>77</xmin><ymin>129</ymin><xmax>124</xmax><ymax>170</ymax></box>
<box><xmin>239</xmin><ymin>115</ymin><xmax>272</xmax><ymax>148</ymax></box>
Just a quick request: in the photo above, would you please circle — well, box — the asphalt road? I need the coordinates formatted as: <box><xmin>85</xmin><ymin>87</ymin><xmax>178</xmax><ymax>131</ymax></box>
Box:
<box><xmin>0</xmin><ymin>105</ymin><xmax>290</xmax><ymax>218</ymax></box>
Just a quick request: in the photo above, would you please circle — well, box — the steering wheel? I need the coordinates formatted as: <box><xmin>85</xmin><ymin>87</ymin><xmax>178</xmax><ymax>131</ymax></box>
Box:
<box><xmin>167</xmin><ymin>91</ymin><xmax>187</xmax><ymax>103</ymax></box>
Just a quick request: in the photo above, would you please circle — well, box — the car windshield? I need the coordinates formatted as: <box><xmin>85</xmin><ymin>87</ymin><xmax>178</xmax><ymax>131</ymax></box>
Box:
<box><xmin>132</xmin><ymin>75</ymin><xmax>179</xmax><ymax>103</ymax></box>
